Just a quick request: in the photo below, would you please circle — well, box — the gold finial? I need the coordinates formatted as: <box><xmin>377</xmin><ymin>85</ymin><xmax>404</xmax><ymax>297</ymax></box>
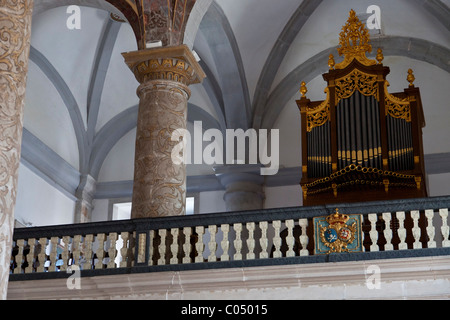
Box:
<box><xmin>407</xmin><ymin>68</ymin><xmax>415</xmax><ymax>87</ymax></box>
<box><xmin>326</xmin><ymin>208</ymin><xmax>349</xmax><ymax>226</ymax></box>
<box><xmin>334</xmin><ymin>9</ymin><xmax>376</xmax><ymax>69</ymax></box>
<box><xmin>376</xmin><ymin>48</ymin><xmax>384</xmax><ymax>64</ymax></box>
<box><xmin>300</xmin><ymin>81</ymin><xmax>307</xmax><ymax>97</ymax></box>
<box><xmin>328</xmin><ymin>54</ymin><xmax>335</xmax><ymax>70</ymax></box>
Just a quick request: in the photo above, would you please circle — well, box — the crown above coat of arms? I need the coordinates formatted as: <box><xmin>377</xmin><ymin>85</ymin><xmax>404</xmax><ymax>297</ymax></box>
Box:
<box><xmin>326</xmin><ymin>208</ymin><xmax>350</xmax><ymax>225</ymax></box>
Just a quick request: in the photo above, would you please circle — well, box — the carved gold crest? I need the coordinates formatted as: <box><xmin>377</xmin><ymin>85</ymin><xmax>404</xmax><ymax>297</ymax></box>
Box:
<box><xmin>314</xmin><ymin>209</ymin><xmax>362</xmax><ymax>254</ymax></box>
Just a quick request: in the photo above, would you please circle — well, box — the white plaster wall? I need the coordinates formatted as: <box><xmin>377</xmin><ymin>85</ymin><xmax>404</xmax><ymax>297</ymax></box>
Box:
<box><xmin>24</xmin><ymin>61</ymin><xmax>80</xmax><ymax>170</ymax></box>
<box><xmin>428</xmin><ymin>173</ymin><xmax>450</xmax><ymax>197</ymax></box>
<box><xmin>15</xmin><ymin>164</ymin><xmax>75</xmax><ymax>227</ymax></box>
<box><xmin>264</xmin><ymin>185</ymin><xmax>302</xmax><ymax>209</ymax></box>
<box><xmin>31</xmin><ymin>6</ymin><xmax>107</xmax><ymax>129</ymax></box>
<box><xmin>97</xmin><ymin>128</ymin><xmax>136</xmax><ymax>183</ymax></box>
<box><xmin>91</xmin><ymin>198</ymin><xmax>110</xmax><ymax>222</ymax></box>
<box><xmin>215</xmin><ymin>0</ymin><xmax>300</xmax><ymax>99</ymax></box>
<box><xmin>199</xmin><ymin>190</ymin><xmax>226</xmax><ymax>214</ymax></box>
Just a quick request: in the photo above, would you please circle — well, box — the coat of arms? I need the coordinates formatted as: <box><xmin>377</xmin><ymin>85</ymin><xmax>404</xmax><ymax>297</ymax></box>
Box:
<box><xmin>313</xmin><ymin>208</ymin><xmax>362</xmax><ymax>254</ymax></box>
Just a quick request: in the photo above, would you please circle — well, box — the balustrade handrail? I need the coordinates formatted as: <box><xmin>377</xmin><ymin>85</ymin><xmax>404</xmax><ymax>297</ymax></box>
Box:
<box><xmin>9</xmin><ymin>195</ymin><xmax>450</xmax><ymax>280</ymax></box>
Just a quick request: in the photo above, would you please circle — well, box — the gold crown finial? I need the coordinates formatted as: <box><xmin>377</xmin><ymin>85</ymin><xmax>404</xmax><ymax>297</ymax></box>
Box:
<box><xmin>300</xmin><ymin>81</ymin><xmax>307</xmax><ymax>97</ymax></box>
<box><xmin>407</xmin><ymin>68</ymin><xmax>415</xmax><ymax>87</ymax></box>
<box><xmin>334</xmin><ymin>9</ymin><xmax>376</xmax><ymax>69</ymax></box>
<box><xmin>326</xmin><ymin>208</ymin><xmax>349</xmax><ymax>226</ymax></box>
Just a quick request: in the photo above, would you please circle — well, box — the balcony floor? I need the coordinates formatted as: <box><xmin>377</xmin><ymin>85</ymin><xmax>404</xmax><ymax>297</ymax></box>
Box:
<box><xmin>8</xmin><ymin>254</ymin><xmax>450</xmax><ymax>300</ymax></box>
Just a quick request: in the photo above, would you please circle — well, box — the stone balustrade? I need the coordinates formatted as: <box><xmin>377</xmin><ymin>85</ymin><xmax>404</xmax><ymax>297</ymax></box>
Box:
<box><xmin>9</xmin><ymin>196</ymin><xmax>450</xmax><ymax>280</ymax></box>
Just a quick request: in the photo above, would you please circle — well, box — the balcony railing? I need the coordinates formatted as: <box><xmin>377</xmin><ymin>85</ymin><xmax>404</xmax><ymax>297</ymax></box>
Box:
<box><xmin>9</xmin><ymin>196</ymin><xmax>450</xmax><ymax>281</ymax></box>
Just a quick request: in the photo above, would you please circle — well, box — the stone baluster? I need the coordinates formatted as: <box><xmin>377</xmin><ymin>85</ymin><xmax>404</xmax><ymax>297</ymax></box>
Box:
<box><xmin>14</xmin><ymin>239</ymin><xmax>25</xmax><ymax>274</ymax></box>
<box><xmin>183</xmin><ymin>227</ymin><xmax>192</xmax><ymax>264</ymax></box>
<box><xmin>439</xmin><ymin>208</ymin><xmax>450</xmax><ymax>247</ymax></box>
<box><xmin>411</xmin><ymin>210</ymin><xmax>422</xmax><ymax>249</ymax></box>
<box><xmin>147</xmin><ymin>230</ymin><xmax>154</xmax><ymax>265</ymax></box>
<box><xmin>72</xmin><ymin>235</ymin><xmax>82</xmax><ymax>268</ymax></box>
<box><xmin>195</xmin><ymin>226</ymin><xmax>205</xmax><ymax>263</ymax></box>
<box><xmin>285</xmin><ymin>220</ymin><xmax>295</xmax><ymax>257</ymax></box>
<box><xmin>119</xmin><ymin>232</ymin><xmax>131</xmax><ymax>268</ymax></box>
<box><xmin>137</xmin><ymin>232</ymin><xmax>147</xmax><ymax>264</ymax></box>
<box><xmin>382</xmin><ymin>212</ymin><xmax>393</xmax><ymax>251</ymax></box>
<box><xmin>220</xmin><ymin>224</ymin><xmax>230</xmax><ymax>261</ymax></box>
<box><xmin>233</xmin><ymin>223</ymin><xmax>243</xmax><ymax>261</ymax></box>
<box><xmin>107</xmin><ymin>233</ymin><xmax>118</xmax><ymax>269</ymax></box>
<box><xmin>368</xmin><ymin>214</ymin><xmax>379</xmax><ymax>252</ymax></box>
<box><xmin>36</xmin><ymin>237</ymin><xmax>47</xmax><ymax>272</ymax></box>
<box><xmin>259</xmin><ymin>221</ymin><xmax>269</xmax><ymax>259</ymax></box>
<box><xmin>49</xmin><ymin>237</ymin><xmax>59</xmax><ymax>272</ymax></box>
<box><xmin>208</xmin><ymin>225</ymin><xmax>217</xmax><ymax>262</ymax></box>
<box><xmin>25</xmin><ymin>238</ymin><xmax>36</xmax><ymax>273</ymax></box>
<box><xmin>425</xmin><ymin>210</ymin><xmax>436</xmax><ymax>248</ymax></box>
<box><xmin>396</xmin><ymin>212</ymin><xmax>407</xmax><ymax>250</ymax></box>
<box><xmin>158</xmin><ymin>230</ymin><xmax>167</xmax><ymax>265</ymax></box>
<box><xmin>95</xmin><ymin>233</ymin><xmax>106</xmax><ymax>269</ymax></box>
<box><xmin>60</xmin><ymin>236</ymin><xmax>70</xmax><ymax>271</ymax></box>
<box><xmin>170</xmin><ymin>228</ymin><xmax>179</xmax><ymax>265</ymax></box>
<box><xmin>129</xmin><ymin>232</ymin><xmax>136</xmax><ymax>267</ymax></box>
<box><xmin>246</xmin><ymin>222</ymin><xmax>256</xmax><ymax>260</ymax></box>
<box><xmin>273</xmin><ymin>220</ymin><xmax>282</xmax><ymax>258</ymax></box>
<box><xmin>83</xmin><ymin>234</ymin><xmax>94</xmax><ymax>270</ymax></box>
<box><xmin>299</xmin><ymin>218</ymin><xmax>309</xmax><ymax>256</ymax></box>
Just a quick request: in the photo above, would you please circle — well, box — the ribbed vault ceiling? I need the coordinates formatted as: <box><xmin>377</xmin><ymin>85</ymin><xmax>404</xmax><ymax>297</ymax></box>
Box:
<box><xmin>23</xmin><ymin>0</ymin><xmax>450</xmax><ymax>197</ymax></box>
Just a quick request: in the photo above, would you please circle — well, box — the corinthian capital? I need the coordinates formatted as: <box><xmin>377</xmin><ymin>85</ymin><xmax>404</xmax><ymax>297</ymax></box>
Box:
<box><xmin>122</xmin><ymin>44</ymin><xmax>205</xmax><ymax>85</ymax></box>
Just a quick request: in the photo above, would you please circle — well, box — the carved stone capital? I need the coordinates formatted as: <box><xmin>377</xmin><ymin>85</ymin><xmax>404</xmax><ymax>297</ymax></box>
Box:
<box><xmin>122</xmin><ymin>44</ymin><xmax>205</xmax><ymax>86</ymax></box>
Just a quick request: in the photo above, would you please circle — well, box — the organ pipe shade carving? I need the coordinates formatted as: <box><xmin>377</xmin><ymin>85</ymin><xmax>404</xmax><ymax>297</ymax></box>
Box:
<box><xmin>297</xmin><ymin>9</ymin><xmax>427</xmax><ymax>206</ymax></box>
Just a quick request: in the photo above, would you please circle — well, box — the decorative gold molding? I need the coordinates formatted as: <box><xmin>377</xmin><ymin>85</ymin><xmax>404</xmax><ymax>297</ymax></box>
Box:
<box><xmin>335</xmin><ymin>9</ymin><xmax>377</xmax><ymax>70</ymax></box>
<box><xmin>384</xmin><ymin>81</ymin><xmax>411</xmax><ymax>122</ymax></box>
<box><xmin>335</xmin><ymin>69</ymin><xmax>379</xmax><ymax>103</ymax></box>
<box><xmin>306</xmin><ymin>88</ymin><xmax>330</xmax><ymax>132</ymax></box>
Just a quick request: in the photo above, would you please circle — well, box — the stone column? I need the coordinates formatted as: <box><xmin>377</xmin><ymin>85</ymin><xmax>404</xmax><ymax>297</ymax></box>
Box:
<box><xmin>215</xmin><ymin>165</ymin><xmax>265</xmax><ymax>212</ymax></box>
<box><xmin>0</xmin><ymin>0</ymin><xmax>34</xmax><ymax>299</ymax></box>
<box><xmin>123</xmin><ymin>45</ymin><xmax>205</xmax><ymax>218</ymax></box>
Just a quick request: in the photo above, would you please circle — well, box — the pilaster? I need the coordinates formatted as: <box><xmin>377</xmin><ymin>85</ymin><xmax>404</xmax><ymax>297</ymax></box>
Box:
<box><xmin>214</xmin><ymin>164</ymin><xmax>265</xmax><ymax>212</ymax></box>
<box><xmin>74</xmin><ymin>174</ymin><xmax>96</xmax><ymax>223</ymax></box>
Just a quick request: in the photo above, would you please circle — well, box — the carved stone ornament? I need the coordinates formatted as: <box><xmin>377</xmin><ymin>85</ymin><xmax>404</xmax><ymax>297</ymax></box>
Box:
<box><xmin>122</xmin><ymin>44</ymin><xmax>205</xmax><ymax>85</ymax></box>
<box><xmin>0</xmin><ymin>0</ymin><xmax>34</xmax><ymax>299</ymax></box>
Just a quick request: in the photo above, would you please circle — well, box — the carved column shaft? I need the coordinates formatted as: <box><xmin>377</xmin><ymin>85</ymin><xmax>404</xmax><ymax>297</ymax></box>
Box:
<box><xmin>123</xmin><ymin>45</ymin><xmax>205</xmax><ymax>218</ymax></box>
<box><xmin>132</xmin><ymin>80</ymin><xmax>190</xmax><ymax>218</ymax></box>
<box><xmin>0</xmin><ymin>0</ymin><xmax>34</xmax><ymax>299</ymax></box>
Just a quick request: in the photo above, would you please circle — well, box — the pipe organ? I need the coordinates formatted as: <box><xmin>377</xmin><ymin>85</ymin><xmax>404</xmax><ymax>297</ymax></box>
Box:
<box><xmin>297</xmin><ymin>10</ymin><xmax>427</xmax><ymax>206</ymax></box>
